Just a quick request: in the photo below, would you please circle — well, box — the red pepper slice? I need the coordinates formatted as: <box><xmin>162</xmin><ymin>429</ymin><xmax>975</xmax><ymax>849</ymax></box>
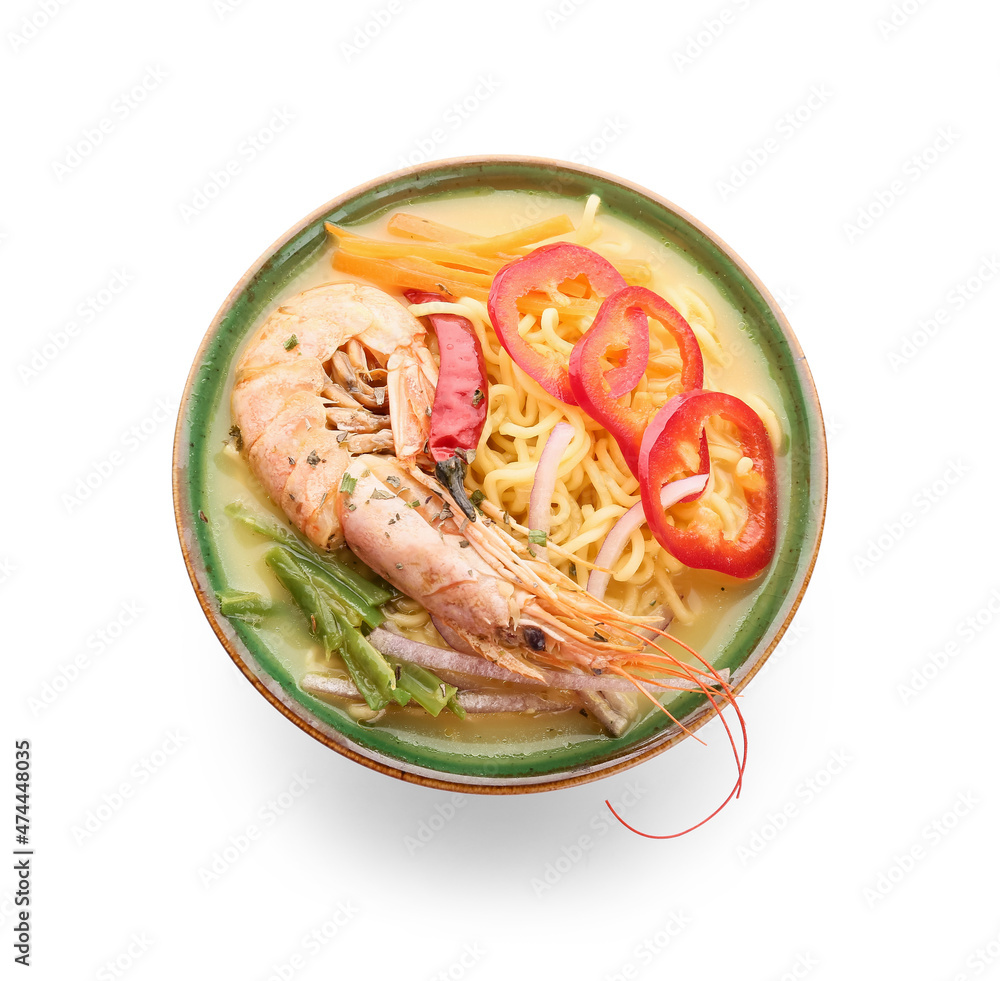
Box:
<box><xmin>638</xmin><ymin>390</ymin><xmax>777</xmax><ymax>578</ymax></box>
<box><xmin>487</xmin><ymin>243</ymin><xmax>644</xmax><ymax>405</ymax></box>
<box><xmin>404</xmin><ymin>289</ymin><xmax>488</xmax><ymax>520</ymax></box>
<box><xmin>569</xmin><ymin>285</ymin><xmax>705</xmax><ymax>476</ymax></box>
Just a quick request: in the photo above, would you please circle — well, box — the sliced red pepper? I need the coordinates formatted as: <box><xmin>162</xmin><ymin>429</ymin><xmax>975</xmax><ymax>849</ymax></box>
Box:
<box><xmin>404</xmin><ymin>289</ymin><xmax>488</xmax><ymax>520</ymax></box>
<box><xmin>569</xmin><ymin>286</ymin><xmax>705</xmax><ymax>476</ymax></box>
<box><xmin>638</xmin><ymin>390</ymin><xmax>777</xmax><ymax>578</ymax></box>
<box><xmin>487</xmin><ymin>243</ymin><xmax>644</xmax><ymax>405</ymax></box>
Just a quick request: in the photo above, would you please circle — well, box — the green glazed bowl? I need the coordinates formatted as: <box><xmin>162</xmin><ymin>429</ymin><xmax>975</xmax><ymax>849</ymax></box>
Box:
<box><xmin>173</xmin><ymin>156</ymin><xmax>827</xmax><ymax>793</ymax></box>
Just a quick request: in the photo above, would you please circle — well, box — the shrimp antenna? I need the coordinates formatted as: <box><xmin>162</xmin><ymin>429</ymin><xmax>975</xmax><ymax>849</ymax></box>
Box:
<box><xmin>604</xmin><ymin>619</ymin><xmax>748</xmax><ymax>839</ymax></box>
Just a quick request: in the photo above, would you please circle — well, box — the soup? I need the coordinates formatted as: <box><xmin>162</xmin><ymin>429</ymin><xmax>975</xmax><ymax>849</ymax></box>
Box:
<box><xmin>201</xmin><ymin>187</ymin><xmax>790</xmax><ymax>765</ymax></box>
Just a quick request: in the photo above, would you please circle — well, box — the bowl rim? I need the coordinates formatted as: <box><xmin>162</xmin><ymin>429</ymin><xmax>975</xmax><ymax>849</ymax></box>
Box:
<box><xmin>172</xmin><ymin>153</ymin><xmax>828</xmax><ymax>795</ymax></box>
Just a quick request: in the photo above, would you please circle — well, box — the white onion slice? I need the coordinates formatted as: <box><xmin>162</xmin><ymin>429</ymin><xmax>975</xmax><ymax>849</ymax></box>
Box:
<box><xmin>370</xmin><ymin>628</ymin><xmax>531</xmax><ymax>684</ymax></box>
<box><xmin>367</xmin><ymin>627</ymin><xmax>726</xmax><ymax>694</ymax></box>
<box><xmin>301</xmin><ymin>673</ymin><xmax>361</xmax><ymax>700</ymax></box>
<box><xmin>587</xmin><ymin>473</ymin><xmax>709</xmax><ymax>601</ymax></box>
<box><xmin>301</xmin><ymin>672</ymin><xmax>570</xmax><ymax>714</ymax></box>
<box><xmin>454</xmin><ymin>691</ymin><xmax>571</xmax><ymax>714</ymax></box>
<box><xmin>527</xmin><ymin>422</ymin><xmax>575</xmax><ymax>559</ymax></box>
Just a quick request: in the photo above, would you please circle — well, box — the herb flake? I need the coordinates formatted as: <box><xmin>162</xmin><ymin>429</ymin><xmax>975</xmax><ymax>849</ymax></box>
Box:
<box><xmin>283</xmin><ymin>334</ymin><xmax>298</xmax><ymax>351</ymax></box>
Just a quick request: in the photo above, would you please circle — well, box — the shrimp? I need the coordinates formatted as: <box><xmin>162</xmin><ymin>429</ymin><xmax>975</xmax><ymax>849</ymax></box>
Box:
<box><xmin>233</xmin><ymin>281</ymin><xmax>733</xmax><ymax>700</ymax></box>
<box><xmin>233</xmin><ymin>279</ymin><xmax>746</xmax><ymax>835</ymax></box>
<box><xmin>231</xmin><ymin>283</ymin><xmax>439</xmax><ymax>550</ymax></box>
<box><xmin>336</xmin><ymin>453</ymin><xmax>732</xmax><ymax>699</ymax></box>
<box><xmin>335</xmin><ymin>452</ymin><xmax>747</xmax><ymax>834</ymax></box>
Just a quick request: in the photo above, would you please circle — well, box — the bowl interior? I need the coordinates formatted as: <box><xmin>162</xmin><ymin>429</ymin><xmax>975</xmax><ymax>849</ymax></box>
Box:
<box><xmin>174</xmin><ymin>157</ymin><xmax>826</xmax><ymax>790</ymax></box>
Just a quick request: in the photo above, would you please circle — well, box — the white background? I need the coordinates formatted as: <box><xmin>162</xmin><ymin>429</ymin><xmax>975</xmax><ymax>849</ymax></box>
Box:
<box><xmin>5</xmin><ymin>0</ymin><xmax>999</xmax><ymax>977</ymax></box>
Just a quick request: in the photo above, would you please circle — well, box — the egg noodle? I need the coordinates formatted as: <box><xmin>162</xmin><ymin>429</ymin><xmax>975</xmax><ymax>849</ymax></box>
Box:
<box><xmin>392</xmin><ymin>198</ymin><xmax>783</xmax><ymax>635</ymax></box>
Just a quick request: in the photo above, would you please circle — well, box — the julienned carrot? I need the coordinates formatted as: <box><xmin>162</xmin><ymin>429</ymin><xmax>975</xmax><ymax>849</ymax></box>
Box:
<box><xmin>456</xmin><ymin>215</ymin><xmax>575</xmax><ymax>255</ymax></box>
<box><xmin>332</xmin><ymin>249</ymin><xmax>601</xmax><ymax>319</ymax></box>
<box><xmin>332</xmin><ymin>249</ymin><xmax>492</xmax><ymax>291</ymax></box>
<box><xmin>386</xmin><ymin>213</ymin><xmax>574</xmax><ymax>256</ymax></box>
<box><xmin>332</xmin><ymin>249</ymin><xmax>480</xmax><ymax>299</ymax></box>
<box><xmin>325</xmin><ymin>223</ymin><xmax>504</xmax><ymax>275</ymax></box>
<box><xmin>387</xmin><ymin>212</ymin><xmax>480</xmax><ymax>243</ymax></box>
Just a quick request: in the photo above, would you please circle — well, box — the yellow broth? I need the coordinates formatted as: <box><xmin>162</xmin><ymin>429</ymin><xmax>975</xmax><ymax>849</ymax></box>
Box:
<box><xmin>203</xmin><ymin>189</ymin><xmax>790</xmax><ymax>755</ymax></box>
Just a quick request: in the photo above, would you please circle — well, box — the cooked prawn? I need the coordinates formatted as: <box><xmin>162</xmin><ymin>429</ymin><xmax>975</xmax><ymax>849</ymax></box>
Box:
<box><xmin>335</xmin><ymin>454</ymin><xmax>733</xmax><ymax>703</ymax></box>
<box><xmin>233</xmin><ymin>278</ymin><xmax>747</xmax><ymax>834</ymax></box>
<box><xmin>231</xmin><ymin>283</ymin><xmax>438</xmax><ymax>550</ymax></box>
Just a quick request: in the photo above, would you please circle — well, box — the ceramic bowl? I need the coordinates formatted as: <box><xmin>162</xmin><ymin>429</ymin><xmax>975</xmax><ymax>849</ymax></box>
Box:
<box><xmin>173</xmin><ymin>156</ymin><xmax>827</xmax><ymax>793</ymax></box>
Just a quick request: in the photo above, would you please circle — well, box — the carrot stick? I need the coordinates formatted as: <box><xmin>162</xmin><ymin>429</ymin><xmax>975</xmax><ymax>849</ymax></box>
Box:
<box><xmin>331</xmin><ymin>250</ymin><xmax>487</xmax><ymax>299</ymax></box>
<box><xmin>331</xmin><ymin>249</ymin><xmax>599</xmax><ymax>319</ymax></box>
<box><xmin>326</xmin><ymin>223</ymin><xmax>503</xmax><ymax>274</ymax></box>
<box><xmin>386</xmin><ymin>212</ymin><xmax>481</xmax><ymax>243</ymax></box>
<box><xmin>457</xmin><ymin>215</ymin><xmax>574</xmax><ymax>255</ymax></box>
<box><xmin>386</xmin><ymin>213</ymin><xmax>573</xmax><ymax>255</ymax></box>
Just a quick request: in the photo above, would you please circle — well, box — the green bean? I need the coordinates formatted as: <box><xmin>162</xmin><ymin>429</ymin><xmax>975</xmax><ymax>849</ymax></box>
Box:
<box><xmin>225</xmin><ymin>501</ymin><xmax>301</xmax><ymax>547</ymax></box>
<box><xmin>258</xmin><ymin>528</ymin><xmax>461</xmax><ymax>720</ymax></box>
<box><xmin>338</xmin><ymin>621</ymin><xmax>406</xmax><ymax>711</ymax></box>
<box><xmin>300</xmin><ymin>557</ymin><xmax>385</xmax><ymax>629</ymax></box>
<box><xmin>265</xmin><ymin>546</ymin><xmax>402</xmax><ymax>712</ymax></box>
<box><xmin>394</xmin><ymin>663</ymin><xmax>458</xmax><ymax>718</ymax></box>
<box><xmin>263</xmin><ymin>548</ymin><xmax>343</xmax><ymax>655</ymax></box>
<box><xmin>225</xmin><ymin>500</ymin><xmax>395</xmax><ymax>607</ymax></box>
<box><xmin>216</xmin><ymin>589</ymin><xmax>271</xmax><ymax>622</ymax></box>
<box><xmin>299</xmin><ymin>551</ymin><xmax>394</xmax><ymax>608</ymax></box>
